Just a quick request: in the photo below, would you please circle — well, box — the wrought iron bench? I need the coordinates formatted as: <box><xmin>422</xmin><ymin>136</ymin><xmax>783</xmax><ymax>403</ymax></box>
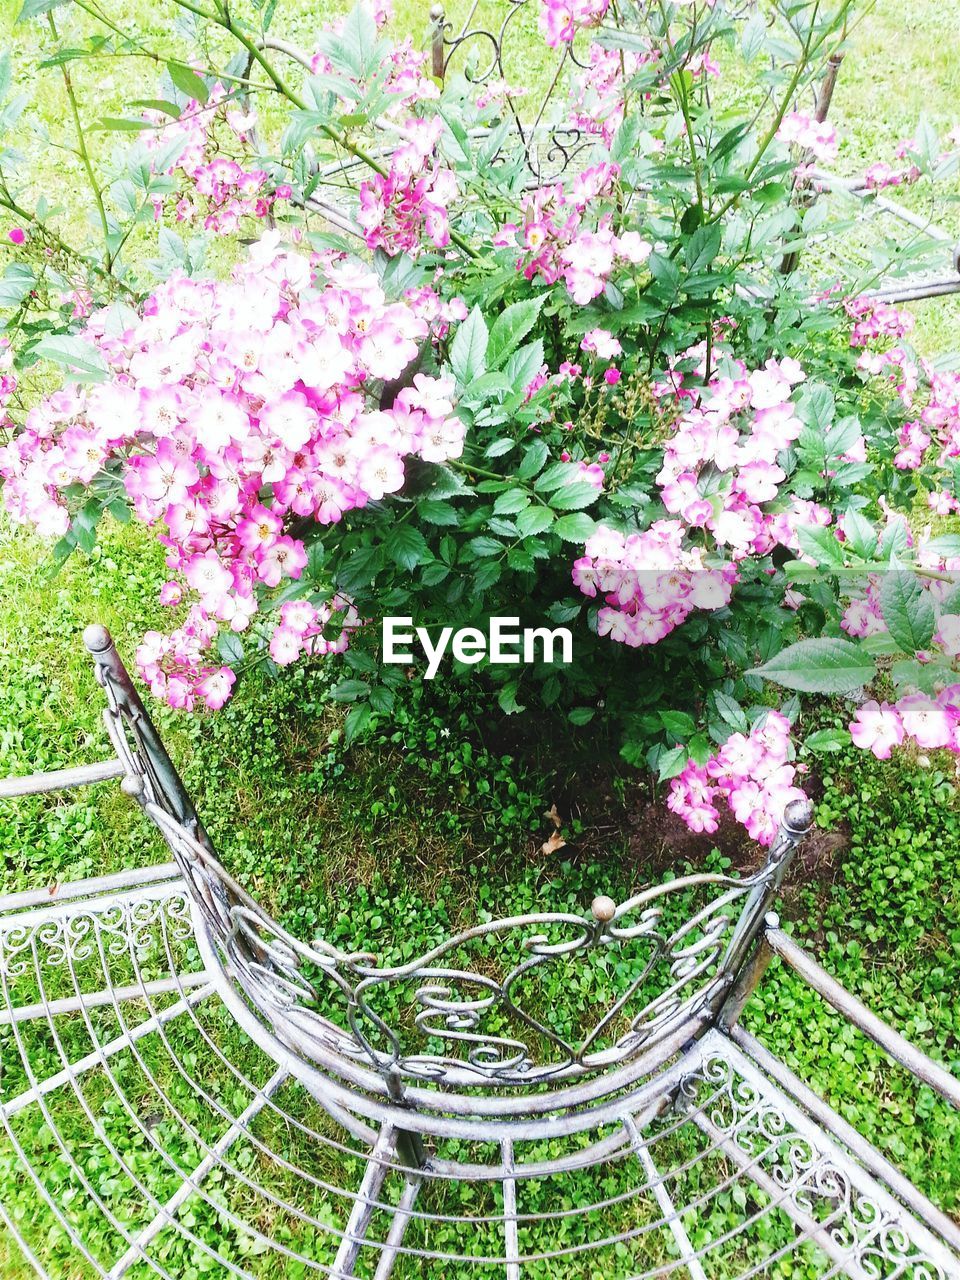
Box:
<box><xmin>0</xmin><ymin>625</ymin><xmax>958</xmax><ymax>1278</ymax></box>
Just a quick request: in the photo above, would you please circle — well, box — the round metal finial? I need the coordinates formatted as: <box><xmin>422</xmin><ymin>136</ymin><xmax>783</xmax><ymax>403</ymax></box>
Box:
<box><xmin>83</xmin><ymin>623</ymin><xmax>113</xmax><ymax>654</ymax></box>
<box><xmin>121</xmin><ymin>774</ymin><xmax>144</xmax><ymax>798</ymax></box>
<box><xmin>782</xmin><ymin>797</ymin><xmax>815</xmax><ymax>838</ymax></box>
<box><xmin>591</xmin><ymin>894</ymin><xmax>617</xmax><ymax>924</ymax></box>
<box><xmin>429</xmin><ymin>3</ymin><xmax>444</xmax><ymax>19</ymax></box>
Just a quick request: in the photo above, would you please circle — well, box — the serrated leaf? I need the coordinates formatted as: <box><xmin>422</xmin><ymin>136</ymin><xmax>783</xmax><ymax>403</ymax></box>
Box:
<box><xmin>487</xmin><ymin>296</ymin><xmax>544</xmax><ymax>368</ymax></box>
<box><xmin>804</xmin><ymin>728</ymin><xmax>851</xmax><ymax>754</ymax></box>
<box><xmin>331</xmin><ymin>678</ymin><xmax>370</xmax><ymax>702</ymax></box>
<box><xmin>797</xmin><ymin>524</ymin><xmax>844</xmax><ymax>566</ymax></box>
<box><xmin>657</xmin><ymin>744</ymin><xmax>689</xmax><ymax>782</ymax></box>
<box><xmin>368</xmin><ymin>685</ymin><xmax>395</xmax><ymax>714</ymax></box>
<box><xmin>418</xmin><ymin>499</ymin><xmax>458</xmax><ymax>526</ymax></box>
<box><xmin>841</xmin><ymin>510</ymin><xmax>878</xmax><ymax>560</ymax></box>
<box><xmin>516</xmin><ymin>506</ymin><xmax>554</xmax><ymax>538</ymax></box>
<box><xmin>17</xmin><ymin>0</ymin><xmax>70</xmax><ymax>21</ymax></box>
<box><xmin>343</xmin><ymin>702</ymin><xmax>373</xmax><ymax>746</ymax></box>
<box><xmin>713</xmin><ymin>692</ymin><xmax>748</xmax><ymax>732</ymax></box>
<box><xmin>493</xmin><ymin>489</ymin><xmax>530</xmax><ymax>516</ymax></box>
<box><xmin>217</xmin><ymin>632</ymin><xmax>244</xmax><ymax>666</ymax></box>
<box><xmin>503</xmin><ymin>338</ymin><xmax>544</xmax><ymax>395</ymax></box>
<box><xmin>33</xmin><ymin>334</ymin><xmax>108</xmax><ymax>381</ymax></box>
<box><xmin>450</xmin><ymin>305</ymin><xmax>488</xmax><ymax>384</ymax></box>
<box><xmin>660</xmin><ymin>710</ymin><xmax>696</xmax><ymax>738</ymax></box>
<box><xmin>879</xmin><ymin>569</ymin><xmax>936</xmax><ymax>654</ymax></box>
<box><xmin>92</xmin><ymin>117</ymin><xmax>153</xmax><ymax>132</ymax></box>
<box><xmin>553</xmin><ymin>513</ymin><xmax>596</xmax><ymax>543</ymax></box>
<box><xmin>549</xmin><ymin>481</ymin><xmax>601</xmax><ymax>512</ymax></box>
<box><xmin>0</xmin><ymin>263</ymin><xmax>35</xmax><ymax>309</ymax></box>
<box><xmin>468</xmin><ymin>536</ymin><xmax>503</xmax><ymax>557</ymax></box>
<box><xmin>167</xmin><ymin>61</ymin><xmax>209</xmax><ymax>104</ymax></box>
<box><xmin>749</xmin><ymin>638</ymin><xmax>875</xmax><ymax>694</ymax></box>
<box><xmin>386</xmin><ymin>524</ymin><xmax>430</xmax><ymax>570</ymax></box>
<box><xmin>517</xmin><ymin>439</ymin><xmax>549</xmax><ymax>481</ymax></box>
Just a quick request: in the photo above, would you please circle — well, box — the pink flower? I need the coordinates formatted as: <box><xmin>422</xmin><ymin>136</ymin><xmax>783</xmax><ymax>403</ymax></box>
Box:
<box><xmin>581</xmin><ymin>328</ymin><xmax>622</xmax><ymax>359</ymax></box>
<box><xmin>896</xmin><ymin>694</ymin><xmax>954</xmax><ymax>749</ymax></box>
<box><xmin>7</xmin><ymin>228</ymin><xmax>25</xmax><ymax>246</ymax></box>
<box><xmin>269</xmin><ymin>626</ymin><xmax>303</xmax><ymax>666</ymax></box>
<box><xmin>357</xmin><ymin>446</ymin><xmax>405</xmax><ymax>500</ymax></box>
<box><xmin>849</xmin><ymin>700</ymin><xmax>904</xmax><ymax>759</ymax></box>
<box><xmin>197</xmin><ymin>666</ymin><xmax>236</xmax><ymax>710</ymax></box>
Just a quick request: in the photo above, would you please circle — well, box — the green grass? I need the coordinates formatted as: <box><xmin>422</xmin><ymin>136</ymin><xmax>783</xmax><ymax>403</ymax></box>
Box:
<box><xmin>1</xmin><ymin>0</ymin><xmax>960</xmax><ymax>1273</ymax></box>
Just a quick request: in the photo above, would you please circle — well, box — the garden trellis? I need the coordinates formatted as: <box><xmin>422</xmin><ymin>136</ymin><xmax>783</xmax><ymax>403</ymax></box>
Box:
<box><xmin>0</xmin><ymin>626</ymin><xmax>958</xmax><ymax>1278</ymax></box>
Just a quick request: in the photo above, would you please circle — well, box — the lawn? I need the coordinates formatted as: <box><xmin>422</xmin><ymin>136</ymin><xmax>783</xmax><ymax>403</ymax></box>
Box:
<box><xmin>0</xmin><ymin>0</ymin><xmax>959</xmax><ymax>1274</ymax></box>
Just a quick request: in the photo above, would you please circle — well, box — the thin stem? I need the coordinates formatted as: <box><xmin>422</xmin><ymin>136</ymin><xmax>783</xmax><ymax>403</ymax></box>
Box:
<box><xmin>0</xmin><ymin>173</ymin><xmax>136</xmax><ymax>299</ymax></box>
<box><xmin>49</xmin><ymin>13</ymin><xmax>114</xmax><ymax>271</ymax></box>
<box><xmin>170</xmin><ymin>0</ymin><xmax>480</xmax><ymax>259</ymax></box>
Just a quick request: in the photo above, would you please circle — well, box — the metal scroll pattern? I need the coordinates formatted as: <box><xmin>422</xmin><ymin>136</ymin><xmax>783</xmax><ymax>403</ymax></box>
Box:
<box><xmin>682</xmin><ymin>1053</ymin><xmax>951</xmax><ymax>1280</ymax></box>
<box><xmin>87</xmin><ymin>631</ymin><xmax>807</xmax><ymax>1091</ymax></box>
<box><xmin>138</xmin><ymin>797</ymin><xmax>786</xmax><ymax>1090</ymax></box>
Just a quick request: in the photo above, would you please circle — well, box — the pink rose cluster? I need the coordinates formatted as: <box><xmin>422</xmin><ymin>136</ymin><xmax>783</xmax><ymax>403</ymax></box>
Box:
<box><xmin>539</xmin><ymin>0</ymin><xmax>609</xmax><ymax>47</ymax></box>
<box><xmin>776</xmin><ymin>111</ymin><xmax>839</xmax><ymax>164</ymax></box>
<box><xmin>145</xmin><ymin>83</ymin><xmax>288</xmax><ymax>234</ymax></box>
<box><xmin>845</xmin><ymin>295</ymin><xmax>915</xmax><ymax>349</ymax></box>
<box><xmin>851</xmin><ymin>689</ymin><xmax>960</xmax><ymax>759</ymax></box>
<box><xmin>0</xmin><ymin>235</ymin><xmax>466</xmax><ymax>709</ymax></box>
<box><xmin>566</xmin><ymin>45</ymin><xmax>656</xmax><ymax>147</ymax></box>
<box><xmin>495</xmin><ymin>163</ymin><xmax>652</xmax><ymax>304</ymax></box>
<box><xmin>655</xmin><ymin>355</ymin><xmax>838</xmax><ymax>561</ymax></box>
<box><xmin>358</xmin><ymin>118</ymin><xmax>458</xmax><ymax>256</ymax></box>
<box><xmin>668</xmin><ymin>711</ymin><xmax>805</xmax><ymax>845</ymax></box>
<box><xmin>572</xmin><ymin>522</ymin><xmax>737</xmax><ymax>648</ymax></box>
<box><xmin>311</xmin><ymin>28</ymin><xmax>435</xmax><ymax>115</ymax></box>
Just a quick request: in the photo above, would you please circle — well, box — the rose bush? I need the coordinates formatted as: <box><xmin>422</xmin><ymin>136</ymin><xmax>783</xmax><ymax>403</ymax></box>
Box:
<box><xmin>2</xmin><ymin>0</ymin><xmax>960</xmax><ymax>842</ymax></box>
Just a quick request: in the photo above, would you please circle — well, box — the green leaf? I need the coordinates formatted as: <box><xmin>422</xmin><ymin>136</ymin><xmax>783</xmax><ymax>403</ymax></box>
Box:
<box><xmin>879</xmin><ymin>569</ymin><xmax>936</xmax><ymax>654</ymax></box>
<box><xmin>450</xmin><ymin>306</ymin><xmax>488</xmax><ymax>384</ymax></box>
<box><xmin>339</xmin><ymin>2</ymin><xmax>379</xmax><ymax>76</ymax></box>
<box><xmin>167</xmin><ymin>61</ymin><xmax>209</xmax><ymax>104</ymax></box>
<box><xmin>331</xmin><ymin>678</ymin><xmax>370</xmax><ymax>702</ymax></box>
<box><xmin>712</xmin><ymin>692</ymin><xmax>748</xmax><ymax>732</ymax></box>
<box><xmin>130</xmin><ymin>98</ymin><xmax>182</xmax><ymax>119</ymax></box>
<box><xmin>0</xmin><ymin>263</ymin><xmax>35</xmax><ymax>309</ymax></box>
<box><xmin>657</xmin><ymin>744</ymin><xmax>689</xmax><ymax>782</ymax></box>
<box><xmin>841</xmin><ymin>510</ymin><xmax>878</xmax><ymax>560</ymax></box>
<box><xmin>386</xmin><ymin>524</ymin><xmax>430</xmax><ymax>570</ymax></box>
<box><xmin>487</xmin><ymin>297</ymin><xmax>544</xmax><ymax>368</ymax></box>
<box><xmin>92</xmin><ymin>117</ymin><xmax>153</xmax><ymax>132</ymax></box>
<box><xmin>468</xmin><ymin>536</ymin><xmax>503</xmax><ymax>558</ymax></box>
<box><xmin>217</xmin><ymin>632</ymin><xmax>244</xmax><ymax>666</ymax></box>
<box><xmin>804</xmin><ymin>728</ymin><xmax>852</xmax><ymax>754</ymax></box>
<box><xmin>343</xmin><ymin>702</ymin><xmax>373</xmax><ymax>746</ymax></box>
<box><xmin>516</xmin><ymin>506</ymin><xmax>554</xmax><ymax>538</ymax></box>
<box><xmin>368</xmin><ymin>685</ymin><xmax>395</xmax><ymax>714</ymax></box>
<box><xmin>17</xmin><ymin>0</ymin><xmax>70</xmax><ymax>21</ymax></box>
<box><xmin>549</xmin><ymin>481</ymin><xmax>601</xmax><ymax>512</ymax></box>
<box><xmin>503</xmin><ymin>339</ymin><xmax>544</xmax><ymax>395</ymax></box>
<box><xmin>517</xmin><ymin>439</ymin><xmax>549</xmax><ymax>481</ymax></box>
<box><xmin>797</xmin><ymin>524</ymin><xmax>844</xmax><ymax>567</ymax></box>
<box><xmin>418</xmin><ymin>499</ymin><xmax>459</xmax><ymax>526</ymax></box>
<box><xmin>749</xmin><ymin>638</ymin><xmax>875</xmax><ymax>694</ymax></box>
<box><xmin>33</xmin><ymin>334</ymin><xmax>108</xmax><ymax>381</ymax></box>
<box><xmin>553</xmin><ymin>513</ymin><xmax>596</xmax><ymax>543</ymax></box>
<box><xmin>568</xmin><ymin>706</ymin><xmax>595</xmax><ymax>725</ymax></box>
<box><xmin>493</xmin><ymin>489</ymin><xmax>530</xmax><ymax>516</ymax></box>
<box><xmin>660</xmin><ymin>710</ymin><xmax>696</xmax><ymax>738</ymax></box>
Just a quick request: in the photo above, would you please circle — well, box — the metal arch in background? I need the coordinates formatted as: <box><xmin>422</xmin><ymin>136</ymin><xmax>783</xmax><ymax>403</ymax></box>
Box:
<box><xmin>0</xmin><ymin>626</ymin><xmax>958</xmax><ymax>1279</ymax></box>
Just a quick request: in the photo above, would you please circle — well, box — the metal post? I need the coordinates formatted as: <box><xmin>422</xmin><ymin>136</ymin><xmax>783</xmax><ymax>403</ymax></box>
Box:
<box><xmin>429</xmin><ymin>4</ymin><xmax>445</xmax><ymax>82</ymax></box>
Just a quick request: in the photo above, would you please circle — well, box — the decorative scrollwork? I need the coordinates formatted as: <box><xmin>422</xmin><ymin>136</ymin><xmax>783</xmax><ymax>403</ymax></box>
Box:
<box><xmin>682</xmin><ymin>1051</ymin><xmax>951</xmax><ymax>1280</ymax></box>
